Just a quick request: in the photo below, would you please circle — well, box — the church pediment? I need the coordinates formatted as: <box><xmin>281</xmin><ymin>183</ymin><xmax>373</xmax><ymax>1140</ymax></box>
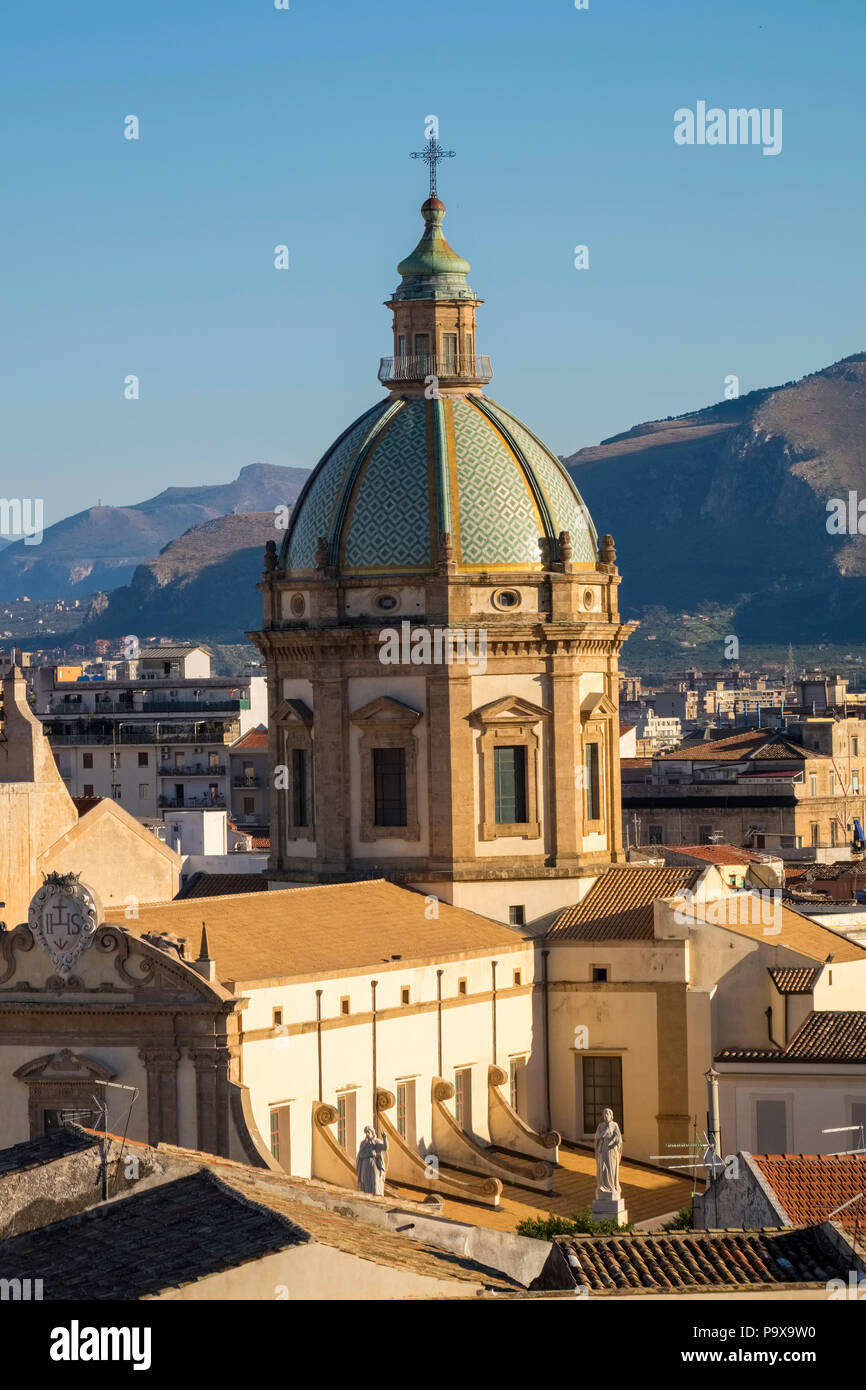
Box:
<box><xmin>472</xmin><ymin>695</ymin><xmax>550</xmax><ymax>726</ymax></box>
<box><xmin>581</xmin><ymin>691</ymin><xmax>617</xmax><ymax>719</ymax></box>
<box><xmin>0</xmin><ymin>921</ymin><xmax>233</xmax><ymax>1005</ymax></box>
<box><xmin>349</xmin><ymin>695</ymin><xmax>423</xmax><ymax>727</ymax></box>
<box><xmin>13</xmin><ymin>1048</ymin><xmax>115</xmax><ymax>1083</ymax></box>
<box><xmin>273</xmin><ymin>698</ymin><xmax>313</xmax><ymax>727</ymax></box>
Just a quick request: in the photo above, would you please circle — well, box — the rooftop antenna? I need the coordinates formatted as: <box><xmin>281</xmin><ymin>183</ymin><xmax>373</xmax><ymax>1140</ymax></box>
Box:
<box><xmin>91</xmin><ymin>1080</ymin><xmax>139</xmax><ymax>1200</ymax></box>
<box><xmin>823</xmin><ymin>1122</ymin><xmax>866</xmax><ymax>1155</ymax></box>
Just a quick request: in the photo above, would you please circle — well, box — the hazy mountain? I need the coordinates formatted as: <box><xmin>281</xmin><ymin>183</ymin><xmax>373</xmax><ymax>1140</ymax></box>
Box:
<box><xmin>565</xmin><ymin>353</ymin><xmax>866</xmax><ymax>645</ymax></box>
<box><xmin>0</xmin><ymin>463</ymin><xmax>307</xmax><ymax>601</ymax></box>
<box><xmin>75</xmin><ymin>512</ymin><xmax>280</xmax><ymax>642</ymax></box>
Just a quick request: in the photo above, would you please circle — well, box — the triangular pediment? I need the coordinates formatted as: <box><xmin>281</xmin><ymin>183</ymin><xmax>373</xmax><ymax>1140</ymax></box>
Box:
<box><xmin>349</xmin><ymin>696</ymin><xmax>423</xmax><ymax>726</ymax></box>
<box><xmin>582</xmin><ymin>691</ymin><xmax>617</xmax><ymax>719</ymax></box>
<box><xmin>472</xmin><ymin>695</ymin><xmax>550</xmax><ymax>725</ymax></box>
<box><xmin>273</xmin><ymin>698</ymin><xmax>313</xmax><ymax>727</ymax></box>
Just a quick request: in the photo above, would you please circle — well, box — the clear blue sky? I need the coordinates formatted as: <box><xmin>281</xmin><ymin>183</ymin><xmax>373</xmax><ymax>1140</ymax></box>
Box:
<box><xmin>2</xmin><ymin>0</ymin><xmax>864</xmax><ymax>524</ymax></box>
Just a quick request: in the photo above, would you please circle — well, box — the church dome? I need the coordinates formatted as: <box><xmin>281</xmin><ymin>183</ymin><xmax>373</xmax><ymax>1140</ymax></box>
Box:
<box><xmin>280</xmin><ymin>393</ymin><xmax>598</xmax><ymax>574</ymax></box>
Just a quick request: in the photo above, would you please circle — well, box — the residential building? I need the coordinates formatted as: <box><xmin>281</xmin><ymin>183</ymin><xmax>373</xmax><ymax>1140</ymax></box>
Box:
<box><xmin>228</xmin><ymin>724</ymin><xmax>269</xmax><ymax>833</ymax></box>
<box><xmin>33</xmin><ymin>646</ymin><xmax>267</xmax><ymax>821</ymax></box>
<box><xmin>622</xmin><ymin>726</ymin><xmax>864</xmax><ymax>854</ymax></box>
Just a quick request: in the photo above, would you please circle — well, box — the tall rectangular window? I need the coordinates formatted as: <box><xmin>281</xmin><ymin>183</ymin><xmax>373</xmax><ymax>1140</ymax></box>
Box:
<box><xmin>336</xmin><ymin>1092</ymin><xmax>356</xmax><ymax>1154</ymax></box>
<box><xmin>699</xmin><ymin>824</ymin><xmax>713</xmax><ymax>845</ymax></box>
<box><xmin>397</xmin><ymin>334</ymin><xmax>405</xmax><ymax>357</ymax></box>
<box><xmin>269</xmin><ymin>1106</ymin><xmax>291</xmax><ymax>1168</ymax></box>
<box><xmin>396</xmin><ymin>1080</ymin><xmax>416</xmax><ymax>1145</ymax></box>
<box><xmin>494</xmin><ymin>745</ymin><xmax>527</xmax><ymax>824</ymax></box>
<box><xmin>138</xmin><ymin>751</ymin><xmax>148</xmax><ymax>767</ymax></box>
<box><xmin>454</xmin><ymin>1067</ymin><xmax>472</xmax><ymax>1131</ymax></box>
<box><xmin>414</xmin><ymin>332</ymin><xmax>429</xmax><ymax>357</ymax></box>
<box><xmin>509</xmin><ymin>1056</ymin><xmax>527</xmax><ymax>1117</ymax></box>
<box><xmin>581</xmin><ymin>1055</ymin><xmax>623</xmax><ymax>1134</ymax></box>
<box><xmin>755</xmin><ymin>1098</ymin><xmax>787</xmax><ymax>1152</ymax></box>
<box><xmin>810</xmin><ymin>774</ymin><xmax>818</xmax><ymax>797</ymax></box>
<box><xmin>291</xmin><ymin>747</ymin><xmax>308</xmax><ymax>826</ymax></box>
<box><xmin>442</xmin><ymin>332</ymin><xmax>457</xmax><ymax>368</ymax></box>
<box><xmin>83</xmin><ymin>753</ymin><xmax>93</xmax><ymax>769</ymax></box>
<box><xmin>373</xmin><ymin>747</ymin><xmax>406</xmax><ymax>826</ymax></box>
<box><xmin>585</xmin><ymin>742</ymin><xmax>601</xmax><ymax>821</ymax></box>
<box><xmin>811</xmin><ymin>822</ymin><xmax>820</xmax><ymax>847</ymax></box>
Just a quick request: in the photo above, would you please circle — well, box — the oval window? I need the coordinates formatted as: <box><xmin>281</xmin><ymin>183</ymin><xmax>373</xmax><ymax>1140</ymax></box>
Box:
<box><xmin>493</xmin><ymin>589</ymin><xmax>521</xmax><ymax>610</ymax></box>
<box><xmin>290</xmin><ymin>593</ymin><xmax>306</xmax><ymax>617</ymax></box>
<box><xmin>377</xmin><ymin>594</ymin><xmax>399</xmax><ymax>611</ymax></box>
<box><xmin>583</xmin><ymin>589</ymin><xmax>594</xmax><ymax>610</ymax></box>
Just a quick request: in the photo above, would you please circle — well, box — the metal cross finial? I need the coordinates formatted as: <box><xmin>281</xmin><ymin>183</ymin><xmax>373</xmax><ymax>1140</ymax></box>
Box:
<box><xmin>410</xmin><ymin>136</ymin><xmax>455</xmax><ymax>199</ymax></box>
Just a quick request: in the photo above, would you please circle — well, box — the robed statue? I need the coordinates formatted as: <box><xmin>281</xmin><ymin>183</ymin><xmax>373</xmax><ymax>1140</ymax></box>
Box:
<box><xmin>356</xmin><ymin>1125</ymin><xmax>389</xmax><ymax>1195</ymax></box>
<box><xmin>594</xmin><ymin>1107</ymin><xmax>622</xmax><ymax>1199</ymax></box>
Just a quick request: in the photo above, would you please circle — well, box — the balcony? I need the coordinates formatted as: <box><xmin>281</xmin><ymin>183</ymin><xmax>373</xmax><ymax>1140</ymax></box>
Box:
<box><xmin>46</xmin><ymin>698</ymin><xmax>249</xmax><ymax>716</ymax></box>
<box><xmin>232</xmin><ymin>775</ymin><xmax>262</xmax><ymax>788</ymax></box>
<box><xmin>377</xmin><ymin>353</ymin><xmax>493</xmax><ymax>386</ymax></box>
<box><xmin>159</xmin><ymin>796</ymin><xmax>227</xmax><ymax>810</ymax></box>
<box><xmin>158</xmin><ymin>763</ymin><xmax>226</xmax><ymax>777</ymax></box>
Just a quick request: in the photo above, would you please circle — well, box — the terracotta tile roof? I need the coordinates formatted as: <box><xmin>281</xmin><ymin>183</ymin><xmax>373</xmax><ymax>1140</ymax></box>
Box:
<box><xmin>784</xmin><ymin>1011</ymin><xmax>866</xmax><ymax>1061</ymax></box>
<box><xmin>658</xmin><ymin>729</ymin><xmax>811</xmax><ymax>763</ymax></box>
<box><xmin>71</xmin><ymin>795</ymin><xmax>102</xmax><ymax>818</ymax></box>
<box><xmin>752</xmin><ymin>1155</ymin><xmax>866</xmax><ymax>1232</ymax></box>
<box><xmin>668</xmin><ymin>844</ymin><xmax>768</xmax><ymax>866</ymax></box>
<box><xmin>231</xmin><ymin>725</ymin><xmax>268</xmax><ymax>750</ymax></box>
<box><xmin>803</xmin><ymin>860</ymin><xmax>866</xmax><ymax>883</ymax></box>
<box><xmin>556</xmin><ymin>1227</ymin><xmax>849</xmax><ymax>1292</ymax></box>
<box><xmin>132</xmin><ymin>879</ymin><xmax>526</xmax><ymax>986</ymax></box>
<box><xmin>619</xmin><ymin>722</ymin><xmax>636</xmax><ymax>735</ymax></box>
<box><xmin>717</xmin><ymin>1011</ymin><xmax>866</xmax><ymax>1063</ymax></box>
<box><xmin>679</xmin><ymin>898</ymin><xmax>866</xmax><ymax>962</ymax></box>
<box><xmin>768</xmin><ymin>966</ymin><xmax>820</xmax><ymax>994</ymax></box>
<box><xmin>546</xmin><ymin>866</ymin><xmax>701</xmax><ymax>941</ymax></box>
<box><xmin>0</xmin><ymin>1170</ymin><xmax>309</xmax><ymax>1299</ymax></box>
<box><xmin>226</xmin><ymin>820</ymin><xmax>270</xmax><ymax>849</ymax></box>
<box><xmin>621</xmin><ymin>757</ymin><xmax>652</xmax><ymax>769</ymax></box>
<box><xmin>176</xmin><ymin>872</ymin><xmax>269</xmax><ymax>900</ymax></box>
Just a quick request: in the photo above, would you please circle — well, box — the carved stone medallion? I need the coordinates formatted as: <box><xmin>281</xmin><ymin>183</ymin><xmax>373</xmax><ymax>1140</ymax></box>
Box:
<box><xmin>28</xmin><ymin>872</ymin><xmax>100</xmax><ymax>976</ymax></box>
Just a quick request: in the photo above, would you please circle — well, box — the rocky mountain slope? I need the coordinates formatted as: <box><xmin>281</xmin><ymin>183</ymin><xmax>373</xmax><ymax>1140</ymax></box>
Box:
<box><xmin>0</xmin><ymin>463</ymin><xmax>307</xmax><ymax>601</ymax></box>
<box><xmin>565</xmin><ymin>353</ymin><xmax>866</xmax><ymax>644</ymax></box>
<box><xmin>76</xmin><ymin>512</ymin><xmax>279</xmax><ymax>642</ymax></box>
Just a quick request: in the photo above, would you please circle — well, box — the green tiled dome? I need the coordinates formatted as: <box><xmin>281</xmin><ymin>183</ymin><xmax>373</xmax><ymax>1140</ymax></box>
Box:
<box><xmin>280</xmin><ymin>395</ymin><xmax>598</xmax><ymax>574</ymax></box>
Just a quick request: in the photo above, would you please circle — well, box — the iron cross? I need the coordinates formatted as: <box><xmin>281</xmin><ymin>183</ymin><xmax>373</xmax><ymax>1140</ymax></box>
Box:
<box><xmin>410</xmin><ymin>136</ymin><xmax>455</xmax><ymax>199</ymax></box>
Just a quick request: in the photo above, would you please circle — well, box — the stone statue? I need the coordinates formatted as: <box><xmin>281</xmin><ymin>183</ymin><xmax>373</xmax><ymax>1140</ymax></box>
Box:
<box><xmin>356</xmin><ymin>1125</ymin><xmax>388</xmax><ymax>1196</ymax></box>
<box><xmin>600</xmin><ymin>533</ymin><xmax>616</xmax><ymax>566</ymax></box>
<box><xmin>263</xmin><ymin>539</ymin><xmax>277</xmax><ymax>572</ymax></box>
<box><xmin>594</xmin><ymin>1107</ymin><xmax>622</xmax><ymax>1199</ymax></box>
<box><xmin>558</xmin><ymin>530</ymin><xmax>572</xmax><ymax>561</ymax></box>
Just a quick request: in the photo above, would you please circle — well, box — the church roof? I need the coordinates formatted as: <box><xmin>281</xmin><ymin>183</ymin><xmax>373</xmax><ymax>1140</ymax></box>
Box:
<box><xmin>131</xmin><ymin>879</ymin><xmax>527</xmax><ymax>987</ymax></box>
<box><xmin>280</xmin><ymin>394</ymin><xmax>597</xmax><ymax>574</ymax></box>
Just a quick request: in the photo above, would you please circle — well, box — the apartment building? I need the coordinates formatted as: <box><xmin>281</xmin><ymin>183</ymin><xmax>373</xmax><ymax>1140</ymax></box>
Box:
<box><xmin>622</xmin><ymin>723</ymin><xmax>866</xmax><ymax>855</ymax></box>
<box><xmin>35</xmin><ymin>646</ymin><xmax>267</xmax><ymax>821</ymax></box>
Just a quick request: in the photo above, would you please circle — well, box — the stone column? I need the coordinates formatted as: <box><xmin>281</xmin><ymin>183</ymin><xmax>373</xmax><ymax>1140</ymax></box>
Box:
<box><xmin>189</xmin><ymin>1047</ymin><xmax>231</xmax><ymax>1156</ymax></box>
<box><xmin>139</xmin><ymin>1048</ymin><xmax>181</xmax><ymax>1145</ymax></box>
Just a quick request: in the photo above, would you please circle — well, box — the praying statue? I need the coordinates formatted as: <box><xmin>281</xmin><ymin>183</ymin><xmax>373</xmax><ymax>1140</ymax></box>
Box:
<box><xmin>356</xmin><ymin>1125</ymin><xmax>389</xmax><ymax>1196</ymax></box>
<box><xmin>594</xmin><ymin>1108</ymin><xmax>623</xmax><ymax>1199</ymax></box>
